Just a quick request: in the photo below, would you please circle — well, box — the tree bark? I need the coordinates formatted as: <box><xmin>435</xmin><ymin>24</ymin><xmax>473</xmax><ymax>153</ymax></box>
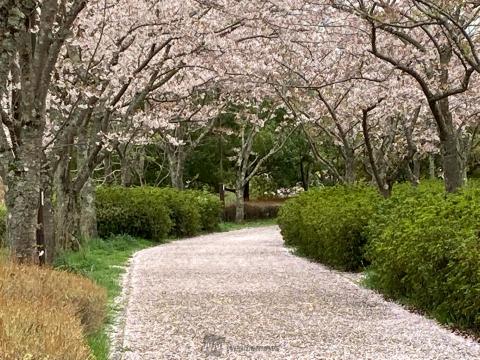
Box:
<box><xmin>343</xmin><ymin>147</ymin><xmax>356</xmax><ymax>184</ymax></box>
<box><xmin>77</xmin><ymin>126</ymin><xmax>97</xmax><ymax>240</ymax></box>
<box><xmin>406</xmin><ymin>155</ymin><xmax>421</xmax><ymax>187</ymax></box>
<box><xmin>104</xmin><ymin>152</ymin><xmax>114</xmax><ymax>185</ymax></box>
<box><xmin>243</xmin><ymin>181</ymin><xmax>250</xmax><ymax>202</ymax></box>
<box><xmin>440</xmin><ymin>129</ymin><xmax>464</xmax><ymax>192</ymax></box>
<box><xmin>133</xmin><ymin>148</ymin><xmax>145</xmax><ymax>186</ymax></box>
<box><xmin>121</xmin><ymin>158</ymin><xmax>133</xmax><ymax>187</ymax></box>
<box><xmin>429</xmin><ymin>154</ymin><xmax>436</xmax><ymax>179</ymax></box>
<box><xmin>436</xmin><ymin>95</ymin><xmax>464</xmax><ymax>192</ymax></box>
<box><xmin>300</xmin><ymin>159</ymin><xmax>310</xmax><ymax>191</ymax></box>
<box><xmin>361</xmin><ymin>104</ymin><xmax>391</xmax><ymax>198</ymax></box>
<box><xmin>235</xmin><ymin>186</ymin><xmax>245</xmax><ymax>223</ymax></box>
<box><xmin>53</xmin><ymin>155</ymin><xmax>79</xmax><ymax>251</ymax></box>
<box><xmin>55</xmin><ymin>195</ymin><xmax>79</xmax><ymax>250</ymax></box>
<box><xmin>5</xmin><ymin>128</ymin><xmax>43</xmax><ymax>263</ymax></box>
<box><xmin>42</xmin><ymin>184</ymin><xmax>56</xmax><ymax>264</ymax></box>
<box><xmin>167</xmin><ymin>148</ymin><xmax>185</xmax><ymax>190</ymax></box>
<box><xmin>78</xmin><ymin>177</ymin><xmax>97</xmax><ymax>240</ymax></box>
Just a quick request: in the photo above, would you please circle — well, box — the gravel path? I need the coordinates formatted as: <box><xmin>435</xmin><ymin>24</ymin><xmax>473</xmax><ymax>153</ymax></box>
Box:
<box><xmin>110</xmin><ymin>226</ymin><xmax>480</xmax><ymax>360</ymax></box>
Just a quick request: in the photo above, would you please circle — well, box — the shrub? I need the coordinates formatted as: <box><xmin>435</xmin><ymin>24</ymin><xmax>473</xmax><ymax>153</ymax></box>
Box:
<box><xmin>224</xmin><ymin>200</ymin><xmax>283</xmax><ymax>221</ymax></box>
<box><xmin>96</xmin><ymin>186</ymin><xmax>221</xmax><ymax>240</ymax></box>
<box><xmin>366</xmin><ymin>180</ymin><xmax>480</xmax><ymax>331</ymax></box>
<box><xmin>150</xmin><ymin>188</ymin><xmax>222</xmax><ymax>235</ymax></box>
<box><xmin>276</xmin><ymin>196</ymin><xmax>309</xmax><ymax>247</ymax></box>
<box><xmin>187</xmin><ymin>190</ymin><xmax>222</xmax><ymax>231</ymax></box>
<box><xmin>0</xmin><ymin>263</ymin><xmax>107</xmax><ymax>359</ymax></box>
<box><xmin>278</xmin><ymin>185</ymin><xmax>381</xmax><ymax>271</ymax></box>
<box><xmin>146</xmin><ymin>187</ymin><xmax>202</xmax><ymax>237</ymax></box>
<box><xmin>96</xmin><ymin>186</ymin><xmax>172</xmax><ymax>241</ymax></box>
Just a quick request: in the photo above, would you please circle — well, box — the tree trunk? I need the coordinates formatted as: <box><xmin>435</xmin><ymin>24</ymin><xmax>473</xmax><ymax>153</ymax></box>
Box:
<box><xmin>77</xmin><ymin>127</ymin><xmax>97</xmax><ymax>240</ymax></box>
<box><xmin>344</xmin><ymin>148</ymin><xmax>356</xmax><ymax>184</ymax></box>
<box><xmin>412</xmin><ymin>156</ymin><xmax>421</xmax><ymax>185</ymax></box>
<box><xmin>435</xmin><ymin>48</ymin><xmax>464</xmax><ymax>193</ymax></box>
<box><xmin>6</xmin><ymin>176</ymin><xmax>40</xmax><ymax>263</ymax></box>
<box><xmin>104</xmin><ymin>152</ymin><xmax>114</xmax><ymax>185</ymax></box>
<box><xmin>167</xmin><ymin>148</ymin><xmax>185</xmax><ymax>190</ymax></box>
<box><xmin>169</xmin><ymin>165</ymin><xmax>184</xmax><ymax>189</ymax></box>
<box><xmin>429</xmin><ymin>154</ymin><xmax>436</xmax><ymax>179</ymax></box>
<box><xmin>5</xmin><ymin>131</ymin><xmax>42</xmax><ymax>264</ymax></box>
<box><xmin>78</xmin><ymin>177</ymin><xmax>97</xmax><ymax>240</ymax></box>
<box><xmin>462</xmin><ymin>164</ymin><xmax>469</xmax><ymax>184</ymax></box>
<box><xmin>53</xmin><ymin>158</ymin><xmax>78</xmax><ymax>251</ymax></box>
<box><xmin>362</xmin><ymin>108</ymin><xmax>390</xmax><ymax>198</ymax></box>
<box><xmin>54</xmin><ymin>187</ymin><xmax>79</xmax><ymax>251</ymax></box>
<box><xmin>42</xmin><ymin>185</ymin><xmax>56</xmax><ymax>264</ymax></box>
<box><xmin>121</xmin><ymin>157</ymin><xmax>133</xmax><ymax>187</ymax></box>
<box><xmin>440</xmin><ymin>131</ymin><xmax>464</xmax><ymax>192</ymax></box>
<box><xmin>235</xmin><ymin>186</ymin><xmax>245</xmax><ymax>223</ymax></box>
<box><xmin>300</xmin><ymin>159</ymin><xmax>309</xmax><ymax>191</ymax></box>
<box><xmin>133</xmin><ymin>148</ymin><xmax>145</xmax><ymax>186</ymax></box>
<box><xmin>243</xmin><ymin>181</ymin><xmax>250</xmax><ymax>202</ymax></box>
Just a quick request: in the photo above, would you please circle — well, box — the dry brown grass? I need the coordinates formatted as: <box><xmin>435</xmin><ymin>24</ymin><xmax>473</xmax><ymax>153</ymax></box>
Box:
<box><xmin>0</xmin><ymin>262</ymin><xmax>107</xmax><ymax>359</ymax></box>
<box><xmin>0</xmin><ymin>298</ymin><xmax>92</xmax><ymax>360</ymax></box>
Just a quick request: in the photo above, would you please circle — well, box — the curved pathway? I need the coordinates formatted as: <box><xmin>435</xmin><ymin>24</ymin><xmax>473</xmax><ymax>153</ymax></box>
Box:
<box><xmin>111</xmin><ymin>226</ymin><xmax>480</xmax><ymax>360</ymax></box>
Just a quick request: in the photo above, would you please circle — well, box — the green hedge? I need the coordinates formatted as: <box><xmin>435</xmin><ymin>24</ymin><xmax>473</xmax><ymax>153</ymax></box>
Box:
<box><xmin>278</xmin><ymin>185</ymin><xmax>381</xmax><ymax>271</ymax></box>
<box><xmin>96</xmin><ymin>187</ymin><xmax>221</xmax><ymax>241</ymax></box>
<box><xmin>96</xmin><ymin>187</ymin><xmax>172</xmax><ymax>242</ymax></box>
<box><xmin>136</xmin><ymin>187</ymin><xmax>202</xmax><ymax>237</ymax></box>
<box><xmin>366</xmin><ymin>181</ymin><xmax>480</xmax><ymax>330</ymax></box>
<box><xmin>187</xmin><ymin>191</ymin><xmax>223</xmax><ymax>232</ymax></box>
<box><xmin>279</xmin><ymin>180</ymin><xmax>480</xmax><ymax>332</ymax></box>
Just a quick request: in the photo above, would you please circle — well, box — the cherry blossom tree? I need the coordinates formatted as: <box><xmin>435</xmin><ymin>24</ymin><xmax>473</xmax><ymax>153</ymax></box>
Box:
<box><xmin>0</xmin><ymin>0</ymin><xmax>87</xmax><ymax>263</ymax></box>
<box><xmin>229</xmin><ymin>100</ymin><xmax>297</xmax><ymax>222</ymax></box>
<box><xmin>331</xmin><ymin>0</ymin><xmax>480</xmax><ymax>192</ymax></box>
<box><xmin>0</xmin><ymin>0</ymin><xmax>243</xmax><ymax>261</ymax></box>
<box><xmin>42</xmin><ymin>0</ymin><xmax>248</xmax><ymax>253</ymax></box>
<box><xmin>42</xmin><ymin>0</ymin><xmax>299</xmax><ymax>251</ymax></box>
<box><xmin>403</xmin><ymin>1</ymin><xmax>480</xmax><ymax>74</ymax></box>
<box><xmin>2</xmin><ymin>0</ymin><xmax>480</xmax><ymax>262</ymax></box>
<box><xmin>131</xmin><ymin>86</ymin><xmax>224</xmax><ymax>189</ymax></box>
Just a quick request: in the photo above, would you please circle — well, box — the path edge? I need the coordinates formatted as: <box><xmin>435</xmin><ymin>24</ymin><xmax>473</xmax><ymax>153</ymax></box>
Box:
<box><xmin>108</xmin><ymin>253</ymin><xmax>138</xmax><ymax>360</ymax></box>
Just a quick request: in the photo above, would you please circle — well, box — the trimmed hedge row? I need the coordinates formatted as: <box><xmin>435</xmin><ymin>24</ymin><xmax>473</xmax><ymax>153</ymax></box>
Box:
<box><xmin>366</xmin><ymin>181</ymin><xmax>480</xmax><ymax>330</ymax></box>
<box><xmin>96</xmin><ymin>187</ymin><xmax>222</xmax><ymax>241</ymax></box>
<box><xmin>279</xmin><ymin>184</ymin><xmax>381</xmax><ymax>271</ymax></box>
<box><xmin>278</xmin><ymin>180</ymin><xmax>480</xmax><ymax>332</ymax></box>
